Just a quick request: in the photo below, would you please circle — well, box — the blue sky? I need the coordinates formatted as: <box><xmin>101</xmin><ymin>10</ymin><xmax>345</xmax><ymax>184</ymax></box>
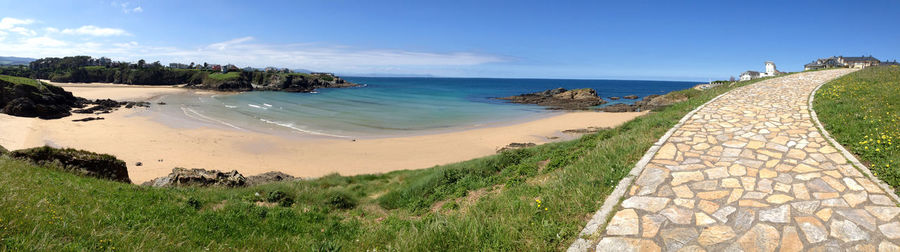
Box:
<box><xmin>0</xmin><ymin>0</ymin><xmax>897</xmax><ymax>80</ymax></box>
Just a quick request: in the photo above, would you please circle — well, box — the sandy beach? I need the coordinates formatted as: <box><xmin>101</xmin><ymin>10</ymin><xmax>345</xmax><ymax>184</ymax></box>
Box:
<box><xmin>0</xmin><ymin>83</ymin><xmax>647</xmax><ymax>183</ymax></box>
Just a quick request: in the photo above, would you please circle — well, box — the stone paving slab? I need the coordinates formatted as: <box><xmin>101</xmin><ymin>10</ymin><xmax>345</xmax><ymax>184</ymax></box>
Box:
<box><xmin>588</xmin><ymin>69</ymin><xmax>900</xmax><ymax>251</ymax></box>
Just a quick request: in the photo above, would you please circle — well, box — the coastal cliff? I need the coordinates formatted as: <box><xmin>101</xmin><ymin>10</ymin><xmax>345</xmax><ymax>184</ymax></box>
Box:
<box><xmin>2</xmin><ymin>56</ymin><xmax>360</xmax><ymax>93</ymax></box>
<box><xmin>186</xmin><ymin>71</ymin><xmax>359</xmax><ymax>92</ymax></box>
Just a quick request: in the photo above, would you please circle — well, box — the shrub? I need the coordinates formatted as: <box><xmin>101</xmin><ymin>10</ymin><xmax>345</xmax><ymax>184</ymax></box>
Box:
<box><xmin>324</xmin><ymin>190</ymin><xmax>357</xmax><ymax>210</ymax></box>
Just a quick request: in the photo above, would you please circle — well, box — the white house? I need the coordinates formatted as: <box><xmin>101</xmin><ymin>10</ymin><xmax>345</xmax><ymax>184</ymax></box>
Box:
<box><xmin>740</xmin><ymin>61</ymin><xmax>782</xmax><ymax>81</ymax></box>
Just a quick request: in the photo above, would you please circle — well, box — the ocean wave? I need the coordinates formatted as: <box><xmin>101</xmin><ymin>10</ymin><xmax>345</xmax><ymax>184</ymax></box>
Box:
<box><xmin>181</xmin><ymin>107</ymin><xmax>244</xmax><ymax>130</ymax></box>
<box><xmin>258</xmin><ymin>118</ymin><xmax>348</xmax><ymax>138</ymax></box>
<box><xmin>263</xmin><ymin>103</ymin><xmax>273</xmax><ymax>107</ymax></box>
<box><xmin>224</xmin><ymin>105</ymin><xmax>237</xmax><ymax>109</ymax></box>
<box><xmin>248</xmin><ymin>104</ymin><xmax>267</xmax><ymax>109</ymax></box>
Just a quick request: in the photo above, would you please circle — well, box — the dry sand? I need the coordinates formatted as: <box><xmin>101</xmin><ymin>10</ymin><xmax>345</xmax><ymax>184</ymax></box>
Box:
<box><xmin>0</xmin><ymin>84</ymin><xmax>647</xmax><ymax>184</ymax></box>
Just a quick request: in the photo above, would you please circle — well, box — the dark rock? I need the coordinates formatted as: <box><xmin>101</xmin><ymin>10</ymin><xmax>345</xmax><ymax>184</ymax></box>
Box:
<box><xmin>246</xmin><ymin>171</ymin><xmax>296</xmax><ymax>186</ymax></box>
<box><xmin>123</xmin><ymin>101</ymin><xmax>149</xmax><ymax>109</ymax></box>
<box><xmin>10</xmin><ymin>146</ymin><xmax>130</xmax><ymax>183</ymax></box>
<box><xmin>135</xmin><ymin>162</ymin><xmax>142</xmax><ymax>166</ymax></box>
<box><xmin>623</xmin><ymin>95</ymin><xmax>639</xmax><ymax>99</ymax></box>
<box><xmin>72</xmin><ymin>99</ymin><xmax>126</xmax><ymax>114</ymax></box>
<box><xmin>143</xmin><ymin>167</ymin><xmax>246</xmax><ymax>187</ymax></box>
<box><xmin>609</xmin><ymin>97</ymin><xmax>620</xmax><ymax>100</ymax></box>
<box><xmin>0</xmin><ymin>79</ymin><xmax>80</xmax><ymax>119</ymax></box>
<box><xmin>497</xmin><ymin>88</ymin><xmax>607</xmax><ymax>110</ymax></box>
<box><xmin>156</xmin><ymin>102</ymin><xmax>166</xmax><ymax>105</ymax></box>
<box><xmin>497</xmin><ymin>142</ymin><xmax>536</xmax><ymax>153</ymax></box>
<box><xmin>2</xmin><ymin>97</ymin><xmax>37</xmax><ymax>117</ymax></box>
<box><xmin>72</xmin><ymin>117</ymin><xmax>104</xmax><ymax>122</ymax></box>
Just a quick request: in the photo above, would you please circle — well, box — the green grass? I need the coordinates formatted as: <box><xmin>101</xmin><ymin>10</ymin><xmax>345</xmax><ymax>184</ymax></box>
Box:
<box><xmin>207</xmin><ymin>72</ymin><xmax>241</xmax><ymax>81</ymax></box>
<box><xmin>0</xmin><ymin>76</ymin><xmax>772</xmax><ymax>251</ymax></box>
<box><xmin>0</xmin><ymin>74</ymin><xmax>47</xmax><ymax>89</ymax></box>
<box><xmin>814</xmin><ymin>65</ymin><xmax>900</xmax><ymax>189</ymax></box>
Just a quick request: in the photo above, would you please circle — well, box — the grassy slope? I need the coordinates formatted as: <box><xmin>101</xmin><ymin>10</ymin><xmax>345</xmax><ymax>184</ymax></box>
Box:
<box><xmin>0</xmin><ymin>76</ymin><xmax>772</xmax><ymax>251</ymax></box>
<box><xmin>0</xmin><ymin>74</ymin><xmax>47</xmax><ymax>89</ymax></box>
<box><xmin>814</xmin><ymin>66</ymin><xmax>900</xmax><ymax>189</ymax></box>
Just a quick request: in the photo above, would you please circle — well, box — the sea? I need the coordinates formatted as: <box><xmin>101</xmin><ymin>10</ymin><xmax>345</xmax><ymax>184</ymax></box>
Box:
<box><xmin>148</xmin><ymin>77</ymin><xmax>700</xmax><ymax>139</ymax></box>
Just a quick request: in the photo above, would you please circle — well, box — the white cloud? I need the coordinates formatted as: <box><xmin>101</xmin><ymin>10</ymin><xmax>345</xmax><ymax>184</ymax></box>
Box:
<box><xmin>61</xmin><ymin>25</ymin><xmax>129</xmax><ymax>36</ymax></box>
<box><xmin>0</xmin><ymin>17</ymin><xmax>36</xmax><ymax>36</ymax></box>
<box><xmin>208</xmin><ymin>36</ymin><xmax>254</xmax><ymax>50</ymax></box>
<box><xmin>114</xmin><ymin>2</ymin><xmax>143</xmax><ymax>14</ymax></box>
<box><xmin>0</xmin><ymin>16</ymin><xmax>504</xmax><ymax>75</ymax></box>
<box><xmin>24</xmin><ymin>36</ymin><xmax>66</xmax><ymax>47</ymax></box>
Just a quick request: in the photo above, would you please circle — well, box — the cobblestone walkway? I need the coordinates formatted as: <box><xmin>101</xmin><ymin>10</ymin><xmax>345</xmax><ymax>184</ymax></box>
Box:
<box><xmin>592</xmin><ymin>69</ymin><xmax>900</xmax><ymax>251</ymax></box>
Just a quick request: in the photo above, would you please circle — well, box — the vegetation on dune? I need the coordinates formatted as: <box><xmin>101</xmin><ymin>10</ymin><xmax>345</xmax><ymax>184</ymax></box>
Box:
<box><xmin>814</xmin><ymin>65</ymin><xmax>900</xmax><ymax>190</ymax></box>
<box><xmin>0</xmin><ymin>76</ymin><xmax>773</xmax><ymax>251</ymax></box>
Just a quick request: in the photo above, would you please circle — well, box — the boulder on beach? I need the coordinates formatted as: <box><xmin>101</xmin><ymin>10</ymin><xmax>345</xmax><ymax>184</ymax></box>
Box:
<box><xmin>144</xmin><ymin>167</ymin><xmax>247</xmax><ymax>187</ymax></box>
<box><xmin>609</xmin><ymin>97</ymin><xmax>620</xmax><ymax>100</ymax></box>
<box><xmin>497</xmin><ymin>88</ymin><xmax>607</xmax><ymax>110</ymax></box>
<box><xmin>10</xmin><ymin>146</ymin><xmax>130</xmax><ymax>183</ymax></box>
<box><xmin>246</xmin><ymin>171</ymin><xmax>297</xmax><ymax>186</ymax></box>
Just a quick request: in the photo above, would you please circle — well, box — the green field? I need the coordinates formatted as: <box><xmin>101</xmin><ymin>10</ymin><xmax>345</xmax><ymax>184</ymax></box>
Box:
<box><xmin>0</xmin><ymin>76</ymin><xmax>772</xmax><ymax>251</ymax></box>
<box><xmin>207</xmin><ymin>72</ymin><xmax>241</xmax><ymax>81</ymax></box>
<box><xmin>814</xmin><ymin>65</ymin><xmax>900</xmax><ymax>190</ymax></box>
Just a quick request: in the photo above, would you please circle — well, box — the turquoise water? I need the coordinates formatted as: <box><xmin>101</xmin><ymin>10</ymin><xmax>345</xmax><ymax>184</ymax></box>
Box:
<box><xmin>151</xmin><ymin>77</ymin><xmax>699</xmax><ymax>138</ymax></box>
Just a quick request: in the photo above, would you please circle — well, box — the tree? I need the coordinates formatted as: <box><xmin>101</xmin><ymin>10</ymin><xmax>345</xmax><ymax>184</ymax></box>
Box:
<box><xmin>189</xmin><ymin>62</ymin><xmax>195</xmax><ymax>68</ymax></box>
<box><xmin>138</xmin><ymin>59</ymin><xmax>146</xmax><ymax>69</ymax></box>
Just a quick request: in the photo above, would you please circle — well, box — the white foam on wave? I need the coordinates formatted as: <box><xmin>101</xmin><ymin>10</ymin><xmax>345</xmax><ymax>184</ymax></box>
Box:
<box><xmin>248</xmin><ymin>104</ymin><xmax>267</xmax><ymax>109</ymax></box>
<box><xmin>263</xmin><ymin>103</ymin><xmax>273</xmax><ymax>107</ymax></box>
<box><xmin>181</xmin><ymin>107</ymin><xmax>244</xmax><ymax>130</ymax></box>
<box><xmin>224</xmin><ymin>105</ymin><xmax>237</xmax><ymax>109</ymax></box>
<box><xmin>259</xmin><ymin>118</ymin><xmax>348</xmax><ymax>138</ymax></box>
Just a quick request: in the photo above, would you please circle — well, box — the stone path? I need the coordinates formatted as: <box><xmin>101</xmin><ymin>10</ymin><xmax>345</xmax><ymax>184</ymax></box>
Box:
<box><xmin>590</xmin><ymin>69</ymin><xmax>900</xmax><ymax>251</ymax></box>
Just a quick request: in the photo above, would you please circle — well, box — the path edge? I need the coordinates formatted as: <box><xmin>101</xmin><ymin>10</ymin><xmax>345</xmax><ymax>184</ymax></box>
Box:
<box><xmin>807</xmin><ymin>74</ymin><xmax>900</xmax><ymax>204</ymax></box>
<box><xmin>567</xmin><ymin>87</ymin><xmax>736</xmax><ymax>251</ymax></box>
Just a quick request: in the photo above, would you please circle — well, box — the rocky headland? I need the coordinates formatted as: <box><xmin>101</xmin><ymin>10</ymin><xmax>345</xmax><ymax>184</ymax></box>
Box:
<box><xmin>1</xmin><ymin>76</ymin><xmax>83</xmax><ymax>119</ymax></box>
<box><xmin>185</xmin><ymin>72</ymin><xmax>360</xmax><ymax>92</ymax></box>
<box><xmin>498</xmin><ymin>88</ymin><xmax>607</xmax><ymax>110</ymax></box>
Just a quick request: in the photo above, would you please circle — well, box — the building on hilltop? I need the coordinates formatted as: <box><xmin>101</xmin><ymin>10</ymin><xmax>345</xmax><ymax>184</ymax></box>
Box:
<box><xmin>804</xmin><ymin>55</ymin><xmax>881</xmax><ymax>70</ymax></box>
<box><xmin>740</xmin><ymin>61</ymin><xmax>782</xmax><ymax>81</ymax></box>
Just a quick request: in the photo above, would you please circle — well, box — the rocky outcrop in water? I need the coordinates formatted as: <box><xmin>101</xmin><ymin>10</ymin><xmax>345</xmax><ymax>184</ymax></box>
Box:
<box><xmin>10</xmin><ymin>146</ymin><xmax>131</xmax><ymax>183</ymax></box>
<box><xmin>253</xmin><ymin>73</ymin><xmax>359</xmax><ymax>92</ymax></box>
<box><xmin>498</xmin><ymin>88</ymin><xmax>607</xmax><ymax>110</ymax></box>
